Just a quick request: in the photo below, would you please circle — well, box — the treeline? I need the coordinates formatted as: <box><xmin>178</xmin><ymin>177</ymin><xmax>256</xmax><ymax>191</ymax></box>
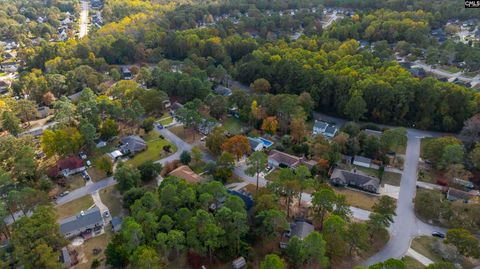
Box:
<box><xmin>235</xmin><ymin>39</ymin><xmax>479</xmax><ymax>131</ymax></box>
<box><xmin>324</xmin><ymin>0</ymin><xmax>479</xmax><ymax>23</ymax></box>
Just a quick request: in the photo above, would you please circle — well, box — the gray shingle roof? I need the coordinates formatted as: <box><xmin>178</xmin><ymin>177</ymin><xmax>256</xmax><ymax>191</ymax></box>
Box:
<box><xmin>121</xmin><ymin>135</ymin><xmax>147</xmax><ymax>154</ymax></box>
<box><xmin>291</xmin><ymin>221</ymin><xmax>314</xmax><ymax>239</ymax></box>
<box><xmin>314</xmin><ymin>121</ymin><xmax>328</xmax><ymax>130</ymax></box>
<box><xmin>59</xmin><ymin>207</ymin><xmax>103</xmax><ymax>235</ymax></box>
<box><xmin>324</xmin><ymin>125</ymin><xmax>337</xmax><ymax>136</ymax></box>
<box><xmin>354</xmin><ymin>155</ymin><xmax>372</xmax><ymax>164</ymax></box>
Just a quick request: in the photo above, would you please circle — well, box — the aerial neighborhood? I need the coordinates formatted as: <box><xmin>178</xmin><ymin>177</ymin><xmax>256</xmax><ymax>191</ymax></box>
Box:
<box><xmin>0</xmin><ymin>0</ymin><xmax>480</xmax><ymax>269</ymax></box>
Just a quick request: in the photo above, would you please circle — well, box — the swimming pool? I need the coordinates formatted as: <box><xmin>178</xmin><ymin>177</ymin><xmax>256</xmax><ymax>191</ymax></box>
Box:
<box><xmin>259</xmin><ymin>137</ymin><xmax>273</xmax><ymax>147</ymax></box>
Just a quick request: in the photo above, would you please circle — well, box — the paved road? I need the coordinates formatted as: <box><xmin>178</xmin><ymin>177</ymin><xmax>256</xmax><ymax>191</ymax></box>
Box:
<box><xmin>55</xmin><ymin>177</ymin><xmax>116</xmax><ymax>206</ymax></box>
<box><xmin>154</xmin><ymin>127</ymin><xmax>193</xmax><ymax>165</ymax></box>
<box><xmin>363</xmin><ymin>134</ymin><xmax>446</xmax><ymax>265</ymax></box>
<box><xmin>79</xmin><ymin>0</ymin><xmax>89</xmax><ymax>38</ymax></box>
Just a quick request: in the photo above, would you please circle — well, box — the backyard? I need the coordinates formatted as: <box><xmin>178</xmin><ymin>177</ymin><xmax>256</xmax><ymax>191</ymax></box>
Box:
<box><xmin>56</xmin><ymin>195</ymin><xmax>94</xmax><ymax>219</ymax></box>
<box><xmin>73</xmin><ymin>232</ymin><xmax>111</xmax><ymax>269</ymax></box>
<box><xmin>222</xmin><ymin>117</ymin><xmax>244</xmax><ymax>135</ymax></box>
<box><xmin>126</xmin><ymin>131</ymin><xmax>176</xmax><ymax>167</ymax></box>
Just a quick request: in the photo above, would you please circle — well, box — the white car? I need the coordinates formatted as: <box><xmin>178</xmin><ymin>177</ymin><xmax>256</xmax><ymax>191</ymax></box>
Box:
<box><xmin>103</xmin><ymin>210</ymin><xmax>110</xmax><ymax>218</ymax></box>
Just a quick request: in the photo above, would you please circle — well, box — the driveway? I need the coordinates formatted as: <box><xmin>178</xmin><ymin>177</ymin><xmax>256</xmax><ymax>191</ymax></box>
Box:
<box><xmin>363</xmin><ymin>134</ymin><xmax>446</xmax><ymax>265</ymax></box>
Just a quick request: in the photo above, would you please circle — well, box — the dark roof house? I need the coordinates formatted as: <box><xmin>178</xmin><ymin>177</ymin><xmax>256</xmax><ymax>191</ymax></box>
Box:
<box><xmin>268</xmin><ymin>150</ymin><xmax>317</xmax><ymax>169</ymax></box>
<box><xmin>214</xmin><ymin>85</ymin><xmax>232</xmax><ymax>96</ymax></box>
<box><xmin>290</xmin><ymin>220</ymin><xmax>314</xmax><ymax>239</ymax></box>
<box><xmin>120</xmin><ymin>135</ymin><xmax>147</xmax><ymax>155</ymax></box>
<box><xmin>330</xmin><ymin>168</ymin><xmax>380</xmax><ymax>193</ymax></box>
<box><xmin>353</xmin><ymin>155</ymin><xmax>372</xmax><ymax>168</ymax></box>
<box><xmin>59</xmin><ymin>207</ymin><xmax>104</xmax><ymax>238</ymax></box>
<box><xmin>446</xmin><ymin>188</ymin><xmax>478</xmax><ymax>203</ymax></box>
<box><xmin>55</xmin><ymin>156</ymin><xmax>86</xmax><ymax>177</ymax></box>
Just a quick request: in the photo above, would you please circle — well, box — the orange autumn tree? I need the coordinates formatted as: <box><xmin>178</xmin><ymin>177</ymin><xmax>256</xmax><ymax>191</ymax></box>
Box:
<box><xmin>261</xmin><ymin>116</ymin><xmax>278</xmax><ymax>135</ymax></box>
<box><xmin>221</xmin><ymin>135</ymin><xmax>251</xmax><ymax>160</ymax></box>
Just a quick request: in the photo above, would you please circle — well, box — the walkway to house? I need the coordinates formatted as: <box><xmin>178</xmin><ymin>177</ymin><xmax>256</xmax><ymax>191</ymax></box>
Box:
<box><xmin>91</xmin><ymin>191</ymin><xmax>111</xmax><ymax>224</ymax></box>
<box><xmin>406</xmin><ymin>248</ymin><xmax>434</xmax><ymax>266</ymax></box>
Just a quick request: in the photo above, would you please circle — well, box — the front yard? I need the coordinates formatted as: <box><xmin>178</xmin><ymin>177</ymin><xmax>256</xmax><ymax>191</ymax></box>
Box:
<box><xmin>411</xmin><ymin>236</ymin><xmax>480</xmax><ymax>269</ymax></box>
<box><xmin>126</xmin><ymin>131</ymin><xmax>176</xmax><ymax>167</ymax></box>
<box><xmin>99</xmin><ymin>186</ymin><xmax>124</xmax><ymax>217</ymax></box>
<box><xmin>170</xmin><ymin>125</ymin><xmax>201</xmax><ymax>144</ymax></box>
<box><xmin>333</xmin><ymin>187</ymin><xmax>380</xmax><ymax>211</ymax></box>
<box><xmin>56</xmin><ymin>195</ymin><xmax>94</xmax><ymax>219</ymax></box>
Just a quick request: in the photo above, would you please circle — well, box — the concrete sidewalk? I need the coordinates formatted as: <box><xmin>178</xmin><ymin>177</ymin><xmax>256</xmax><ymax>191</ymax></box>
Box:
<box><xmin>406</xmin><ymin>248</ymin><xmax>434</xmax><ymax>266</ymax></box>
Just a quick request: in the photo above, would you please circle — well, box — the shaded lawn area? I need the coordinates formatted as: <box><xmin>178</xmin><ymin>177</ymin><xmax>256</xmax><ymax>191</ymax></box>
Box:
<box><xmin>222</xmin><ymin>117</ymin><xmax>243</xmax><ymax>135</ymax></box>
<box><xmin>170</xmin><ymin>125</ymin><xmax>200</xmax><ymax>144</ymax></box>
<box><xmin>401</xmin><ymin>256</ymin><xmax>424</xmax><ymax>269</ymax></box>
<box><xmin>65</xmin><ymin>175</ymin><xmax>86</xmax><ymax>191</ymax></box>
<box><xmin>74</xmin><ymin>232</ymin><xmax>111</xmax><ymax>269</ymax></box>
<box><xmin>56</xmin><ymin>195</ymin><xmax>94</xmax><ymax>219</ymax></box>
<box><xmin>87</xmin><ymin>167</ymin><xmax>107</xmax><ymax>182</ymax></box>
<box><xmin>411</xmin><ymin>236</ymin><xmax>480</xmax><ymax>269</ymax></box>
<box><xmin>126</xmin><ymin>132</ymin><xmax>176</xmax><ymax>167</ymax></box>
<box><xmin>99</xmin><ymin>186</ymin><xmax>124</xmax><ymax>217</ymax></box>
<box><xmin>333</xmin><ymin>187</ymin><xmax>380</xmax><ymax>211</ymax></box>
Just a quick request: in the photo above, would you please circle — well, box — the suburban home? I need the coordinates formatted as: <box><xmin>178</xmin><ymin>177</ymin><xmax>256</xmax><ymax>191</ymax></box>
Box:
<box><xmin>36</xmin><ymin>106</ymin><xmax>50</xmax><ymax>119</ymax></box>
<box><xmin>55</xmin><ymin>156</ymin><xmax>86</xmax><ymax>177</ymax></box>
<box><xmin>120</xmin><ymin>135</ymin><xmax>147</xmax><ymax>155</ymax></box>
<box><xmin>110</xmin><ymin>217</ymin><xmax>123</xmax><ymax>233</ymax></box>
<box><xmin>197</xmin><ymin>119</ymin><xmax>218</xmax><ymax>135</ymax></box>
<box><xmin>446</xmin><ymin>188</ymin><xmax>479</xmax><ymax>203</ymax></box>
<box><xmin>95</xmin><ymin>140</ymin><xmax>107</xmax><ymax>148</ymax></box>
<box><xmin>169</xmin><ymin>165</ymin><xmax>203</xmax><ymax>184</ymax></box>
<box><xmin>232</xmin><ymin>257</ymin><xmax>247</xmax><ymax>269</ymax></box>
<box><xmin>248</xmin><ymin>137</ymin><xmax>264</xmax><ymax>152</ymax></box>
<box><xmin>363</xmin><ymin>129</ymin><xmax>383</xmax><ymax>138</ymax></box>
<box><xmin>213</xmin><ymin>85</ymin><xmax>232</xmax><ymax>96</ymax></box>
<box><xmin>121</xmin><ymin>66</ymin><xmax>133</xmax><ymax>80</ymax></box>
<box><xmin>107</xmin><ymin>150</ymin><xmax>123</xmax><ymax>161</ymax></box>
<box><xmin>59</xmin><ymin>207</ymin><xmax>104</xmax><ymax>238</ymax></box>
<box><xmin>0</xmin><ymin>81</ymin><xmax>9</xmax><ymax>95</ymax></box>
<box><xmin>268</xmin><ymin>150</ymin><xmax>317</xmax><ymax>169</ymax></box>
<box><xmin>290</xmin><ymin>220</ymin><xmax>314</xmax><ymax>240</ymax></box>
<box><xmin>353</xmin><ymin>155</ymin><xmax>372</xmax><ymax>168</ymax></box>
<box><xmin>68</xmin><ymin>91</ymin><xmax>82</xmax><ymax>102</ymax></box>
<box><xmin>330</xmin><ymin>168</ymin><xmax>380</xmax><ymax>193</ymax></box>
<box><xmin>312</xmin><ymin>120</ymin><xmax>338</xmax><ymax>138</ymax></box>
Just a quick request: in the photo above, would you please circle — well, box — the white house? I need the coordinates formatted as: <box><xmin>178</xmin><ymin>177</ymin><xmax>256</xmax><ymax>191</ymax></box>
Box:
<box><xmin>353</xmin><ymin>155</ymin><xmax>372</xmax><ymax>168</ymax></box>
<box><xmin>312</xmin><ymin>120</ymin><xmax>338</xmax><ymax>138</ymax></box>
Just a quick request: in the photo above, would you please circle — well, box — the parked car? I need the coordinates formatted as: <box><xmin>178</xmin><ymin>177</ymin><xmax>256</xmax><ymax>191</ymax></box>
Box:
<box><xmin>82</xmin><ymin>171</ymin><xmax>91</xmax><ymax>181</ymax></box>
<box><xmin>432</xmin><ymin>231</ymin><xmax>445</xmax><ymax>238</ymax></box>
<box><xmin>103</xmin><ymin>210</ymin><xmax>110</xmax><ymax>218</ymax></box>
<box><xmin>59</xmin><ymin>191</ymin><xmax>70</xmax><ymax>197</ymax></box>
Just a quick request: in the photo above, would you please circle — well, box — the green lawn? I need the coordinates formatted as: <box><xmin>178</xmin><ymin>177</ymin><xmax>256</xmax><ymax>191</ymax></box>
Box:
<box><xmin>401</xmin><ymin>256</ymin><xmax>424</xmax><ymax>269</ymax></box>
<box><xmin>99</xmin><ymin>185</ymin><xmax>123</xmax><ymax>217</ymax></box>
<box><xmin>222</xmin><ymin>117</ymin><xmax>243</xmax><ymax>135</ymax></box>
<box><xmin>65</xmin><ymin>175</ymin><xmax>86</xmax><ymax>191</ymax></box>
<box><xmin>158</xmin><ymin>116</ymin><xmax>173</xmax><ymax>126</ymax></box>
<box><xmin>126</xmin><ymin>132</ymin><xmax>176</xmax><ymax>167</ymax></box>
<box><xmin>441</xmin><ymin>65</ymin><xmax>461</xmax><ymax>73</ymax></box>
<box><xmin>56</xmin><ymin>195</ymin><xmax>94</xmax><ymax>219</ymax></box>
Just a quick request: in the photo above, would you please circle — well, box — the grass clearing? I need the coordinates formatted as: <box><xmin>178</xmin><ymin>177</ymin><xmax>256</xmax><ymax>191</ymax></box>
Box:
<box><xmin>65</xmin><ymin>175</ymin><xmax>86</xmax><ymax>191</ymax></box>
<box><xmin>158</xmin><ymin>116</ymin><xmax>173</xmax><ymax>126</ymax></box>
<box><xmin>170</xmin><ymin>125</ymin><xmax>200</xmax><ymax>144</ymax></box>
<box><xmin>441</xmin><ymin>65</ymin><xmax>461</xmax><ymax>73</ymax></box>
<box><xmin>222</xmin><ymin>117</ymin><xmax>243</xmax><ymax>135</ymax></box>
<box><xmin>333</xmin><ymin>187</ymin><xmax>380</xmax><ymax>211</ymax></box>
<box><xmin>56</xmin><ymin>195</ymin><xmax>94</xmax><ymax>219</ymax></box>
<box><xmin>99</xmin><ymin>186</ymin><xmax>123</xmax><ymax>217</ymax></box>
<box><xmin>87</xmin><ymin>167</ymin><xmax>107</xmax><ymax>182</ymax></box>
<box><xmin>411</xmin><ymin>236</ymin><xmax>480</xmax><ymax>269</ymax></box>
<box><xmin>126</xmin><ymin>132</ymin><xmax>176</xmax><ymax>167</ymax></box>
<box><xmin>402</xmin><ymin>256</ymin><xmax>424</xmax><ymax>269</ymax></box>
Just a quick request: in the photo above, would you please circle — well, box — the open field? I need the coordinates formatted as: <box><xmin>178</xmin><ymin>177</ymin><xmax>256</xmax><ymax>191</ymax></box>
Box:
<box><xmin>56</xmin><ymin>195</ymin><xmax>94</xmax><ymax>219</ymax></box>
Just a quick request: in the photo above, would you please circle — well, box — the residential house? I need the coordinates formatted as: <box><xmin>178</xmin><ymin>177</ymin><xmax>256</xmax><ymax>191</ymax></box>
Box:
<box><xmin>59</xmin><ymin>207</ymin><xmax>104</xmax><ymax>238</ymax></box>
<box><xmin>120</xmin><ymin>135</ymin><xmax>147</xmax><ymax>155</ymax></box>
<box><xmin>0</xmin><ymin>81</ymin><xmax>9</xmax><ymax>95</ymax></box>
<box><xmin>91</xmin><ymin>0</ymin><xmax>103</xmax><ymax>9</ymax></box>
<box><xmin>169</xmin><ymin>165</ymin><xmax>203</xmax><ymax>184</ymax></box>
<box><xmin>213</xmin><ymin>85</ymin><xmax>232</xmax><ymax>96</ymax></box>
<box><xmin>268</xmin><ymin>150</ymin><xmax>317</xmax><ymax>169</ymax></box>
<box><xmin>330</xmin><ymin>168</ymin><xmax>380</xmax><ymax>193</ymax></box>
<box><xmin>290</xmin><ymin>220</ymin><xmax>314</xmax><ymax>239</ymax></box>
<box><xmin>68</xmin><ymin>91</ymin><xmax>82</xmax><ymax>102</ymax></box>
<box><xmin>446</xmin><ymin>188</ymin><xmax>479</xmax><ymax>203</ymax></box>
<box><xmin>0</xmin><ymin>62</ymin><xmax>18</xmax><ymax>73</ymax></box>
<box><xmin>232</xmin><ymin>257</ymin><xmax>246</xmax><ymax>269</ymax></box>
<box><xmin>353</xmin><ymin>155</ymin><xmax>372</xmax><ymax>168</ymax></box>
<box><xmin>95</xmin><ymin>140</ymin><xmax>107</xmax><ymax>148</ymax></box>
<box><xmin>248</xmin><ymin>137</ymin><xmax>264</xmax><ymax>152</ymax></box>
<box><xmin>107</xmin><ymin>150</ymin><xmax>123</xmax><ymax>160</ymax></box>
<box><xmin>312</xmin><ymin>120</ymin><xmax>337</xmax><ymax>138</ymax></box>
<box><xmin>197</xmin><ymin>119</ymin><xmax>218</xmax><ymax>135</ymax></box>
<box><xmin>121</xmin><ymin>67</ymin><xmax>132</xmax><ymax>80</ymax></box>
<box><xmin>37</xmin><ymin>106</ymin><xmax>50</xmax><ymax>119</ymax></box>
<box><xmin>110</xmin><ymin>217</ymin><xmax>123</xmax><ymax>233</ymax></box>
<box><xmin>56</xmin><ymin>156</ymin><xmax>86</xmax><ymax>177</ymax></box>
<box><xmin>453</xmin><ymin>178</ymin><xmax>474</xmax><ymax>189</ymax></box>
